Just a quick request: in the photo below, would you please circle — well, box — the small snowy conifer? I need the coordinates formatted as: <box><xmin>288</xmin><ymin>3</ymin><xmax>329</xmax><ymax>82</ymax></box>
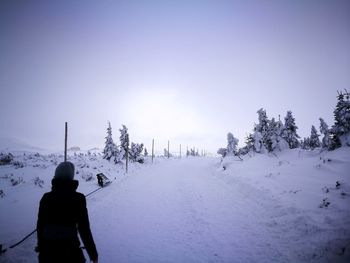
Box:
<box><xmin>319</xmin><ymin>118</ymin><xmax>331</xmax><ymax>149</ymax></box>
<box><xmin>240</xmin><ymin>133</ymin><xmax>254</xmax><ymax>155</ymax></box>
<box><xmin>281</xmin><ymin>111</ymin><xmax>300</xmax><ymax>149</ymax></box>
<box><xmin>103</xmin><ymin>122</ymin><xmax>117</xmax><ymax>161</ymax></box>
<box><xmin>309</xmin><ymin>125</ymin><xmax>321</xmax><ymax>150</ymax></box>
<box><xmin>265</xmin><ymin>118</ymin><xmax>280</xmax><ymax>152</ymax></box>
<box><xmin>329</xmin><ymin>91</ymin><xmax>350</xmax><ymax>149</ymax></box>
<box><xmin>227</xmin><ymin>132</ymin><xmax>239</xmax><ymax>155</ymax></box>
<box><xmin>119</xmin><ymin>125</ymin><xmax>129</xmax><ymax>160</ymax></box>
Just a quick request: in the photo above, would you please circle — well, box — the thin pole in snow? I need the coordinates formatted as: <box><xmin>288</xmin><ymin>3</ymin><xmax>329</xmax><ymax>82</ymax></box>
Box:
<box><xmin>168</xmin><ymin>140</ymin><xmax>170</xmax><ymax>158</ymax></box>
<box><xmin>64</xmin><ymin>122</ymin><xmax>68</xmax><ymax>162</ymax></box>
<box><xmin>125</xmin><ymin>134</ymin><xmax>129</xmax><ymax>174</ymax></box>
<box><xmin>180</xmin><ymin>144</ymin><xmax>181</xmax><ymax>158</ymax></box>
<box><xmin>152</xmin><ymin>139</ymin><xmax>154</xmax><ymax>163</ymax></box>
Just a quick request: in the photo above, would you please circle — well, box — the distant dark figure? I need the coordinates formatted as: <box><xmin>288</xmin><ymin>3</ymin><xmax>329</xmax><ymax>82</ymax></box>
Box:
<box><xmin>37</xmin><ymin>162</ymin><xmax>98</xmax><ymax>263</ymax></box>
<box><xmin>96</xmin><ymin>174</ymin><xmax>103</xmax><ymax>187</ymax></box>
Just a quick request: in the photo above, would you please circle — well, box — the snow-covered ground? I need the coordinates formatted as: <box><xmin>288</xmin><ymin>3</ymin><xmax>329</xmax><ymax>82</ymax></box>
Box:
<box><xmin>0</xmin><ymin>147</ymin><xmax>349</xmax><ymax>262</ymax></box>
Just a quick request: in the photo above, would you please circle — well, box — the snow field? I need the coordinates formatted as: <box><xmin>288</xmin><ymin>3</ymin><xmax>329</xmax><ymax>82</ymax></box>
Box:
<box><xmin>0</xmin><ymin>148</ymin><xmax>350</xmax><ymax>262</ymax></box>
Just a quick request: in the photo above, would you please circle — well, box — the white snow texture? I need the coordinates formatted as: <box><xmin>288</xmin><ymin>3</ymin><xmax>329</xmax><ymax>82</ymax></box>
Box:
<box><xmin>0</xmin><ymin>144</ymin><xmax>350</xmax><ymax>263</ymax></box>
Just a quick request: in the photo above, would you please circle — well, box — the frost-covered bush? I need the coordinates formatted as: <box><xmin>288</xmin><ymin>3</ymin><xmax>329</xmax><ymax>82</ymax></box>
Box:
<box><xmin>217</xmin><ymin>148</ymin><xmax>227</xmax><ymax>158</ymax></box>
<box><xmin>164</xmin><ymin>148</ymin><xmax>173</xmax><ymax>158</ymax></box>
<box><xmin>319</xmin><ymin>198</ymin><xmax>330</xmax><ymax>208</ymax></box>
<box><xmin>33</xmin><ymin>177</ymin><xmax>44</xmax><ymax>188</ymax></box>
<box><xmin>10</xmin><ymin>176</ymin><xmax>24</xmax><ymax>186</ymax></box>
<box><xmin>13</xmin><ymin>161</ymin><xmax>25</xmax><ymax>168</ymax></box>
<box><xmin>0</xmin><ymin>153</ymin><xmax>13</xmax><ymax>165</ymax></box>
<box><xmin>82</xmin><ymin>171</ymin><xmax>94</xmax><ymax>182</ymax></box>
<box><xmin>129</xmin><ymin>142</ymin><xmax>144</xmax><ymax>163</ymax></box>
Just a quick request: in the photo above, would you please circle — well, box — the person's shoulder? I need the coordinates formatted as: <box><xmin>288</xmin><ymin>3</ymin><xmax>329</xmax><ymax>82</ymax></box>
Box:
<box><xmin>39</xmin><ymin>192</ymin><xmax>52</xmax><ymax>203</ymax></box>
<box><xmin>41</xmin><ymin>192</ymin><xmax>51</xmax><ymax>199</ymax></box>
<box><xmin>74</xmin><ymin>191</ymin><xmax>86</xmax><ymax>201</ymax></box>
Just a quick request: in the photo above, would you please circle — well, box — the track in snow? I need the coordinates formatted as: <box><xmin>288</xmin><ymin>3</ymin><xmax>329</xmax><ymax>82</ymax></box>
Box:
<box><xmin>88</xmin><ymin>158</ymin><xmax>292</xmax><ymax>263</ymax></box>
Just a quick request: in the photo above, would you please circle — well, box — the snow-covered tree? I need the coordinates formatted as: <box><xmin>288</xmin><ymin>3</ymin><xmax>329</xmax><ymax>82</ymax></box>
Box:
<box><xmin>144</xmin><ymin>148</ymin><xmax>148</xmax><ymax>157</ymax></box>
<box><xmin>227</xmin><ymin>132</ymin><xmax>239</xmax><ymax>156</ymax></box>
<box><xmin>309</xmin><ymin>125</ymin><xmax>321</xmax><ymax>150</ymax></box>
<box><xmin>129</xmin><ymin>143</ymin><xmax>144</xmax><ymax>163</ymax></box>
<box><xmin>265</xmin><ymin>118</ymin><xmax>281</xmax><ymax>152</ymax></box>
<box><xmin>281</xmin><ymin>111</ymin><xmax>300</xmax><ymax>149</ymax></box>
<box><xmin>119</xmin><ymin>125</ymin><xmax>129</xmax><ymax>160</ymax></box>
<box><xmin>190</xmin><ymin>148</ymin><xmax>196</xmax><ymax>156</ymax></box>
<box><xmin>329</xmin><ymin>91</ymin><xmax>350</xmax><ymax>149</ymax></box>
<box><xmin>103</xmin><ymin>122</ymin><xmax>117</xmax><ymax>161</ymax></box>
<box><xmin>319</xmin><ymin>118</ymin><xmax>331</xmax><ymax>149</ymax></box>
<box><xmin>251</xmin><ymin>109</ymin><xmax>270</xmax><ymax>153</ymax></box>
<box><xmin>217</xmin><ymin>132</ymin><xmax>239</xmax><ymax>157</ymax></box>
<box><xmin>301</xmin><ymin>137</ymin><xmax>310</xmax><ymax>150</ymax></box>
<box><xmin>164</xmin><ymin>148</ymin><xmax>172</xmax><ymax>157</ymax></box>
<box><xmin>253</xmin><ymin>130</ymin><xmax>264</xmax><ymax>153</ymax></box>
<box><xmin>239</xmin><ymin>133</ymin><xmax>254</xmax><ymax>155</ymax></box>
<box><xmin>255</xmin><ymin>108</ymin><xmax>269</xmax><ymax>135</ymax></box>
<box><xmin>217</xmin><ymin>148</ymin><xmax>227</xmax><ymax>158</ymax></box>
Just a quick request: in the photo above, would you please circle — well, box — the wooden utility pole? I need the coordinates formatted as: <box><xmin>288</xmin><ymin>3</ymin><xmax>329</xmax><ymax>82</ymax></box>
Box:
<box><xmin>152</xmin><ymin>139</ymin><xmax>154</xmax><ymax>163</ymax></box>
<box><xmin>64</xmin><ymin>122</ymin><xmax>68</xmax><ymax>162</ymax></box>
<box><xmin>168</xmin><ymin>140</ymin><xmax>170</xmax><ymax>158</ymax></box>
<box><xmin>125</xmin><ymin>134</ymin><xmax>129</xmax><ymax>174</ymax></box>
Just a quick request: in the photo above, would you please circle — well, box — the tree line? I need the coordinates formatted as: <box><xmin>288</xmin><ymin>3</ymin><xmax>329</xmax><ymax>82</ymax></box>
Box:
<box><xmin>218</xmin><ymin>91</ymin><xmax>350</xmax><ymax>157</ymax></box>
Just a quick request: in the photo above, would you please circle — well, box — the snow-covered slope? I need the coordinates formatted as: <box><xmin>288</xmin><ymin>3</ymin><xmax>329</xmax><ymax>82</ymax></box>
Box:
<box><xmin>0</xmin><ymin>148</ymin><xmax>349</xmax><ymax>262</ymax></box>
<box><xmin>0</xmin><ymin>137</ymin><xmax>45</xmax><ymax>153</ymax></box>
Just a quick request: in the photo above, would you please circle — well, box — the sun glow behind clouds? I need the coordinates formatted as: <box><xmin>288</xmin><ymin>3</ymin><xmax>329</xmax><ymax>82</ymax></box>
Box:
<box><xmin>122</xmin><ymin>88</ymin><xmax>203</xmax><ymax>140</ymax></box>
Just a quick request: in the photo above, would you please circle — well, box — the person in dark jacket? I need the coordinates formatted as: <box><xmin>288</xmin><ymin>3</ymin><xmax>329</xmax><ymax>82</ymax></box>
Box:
<box><xmin>37</xmin><ymin>162</ymin><xmax>98</xmax><ymax>263</ymax></box>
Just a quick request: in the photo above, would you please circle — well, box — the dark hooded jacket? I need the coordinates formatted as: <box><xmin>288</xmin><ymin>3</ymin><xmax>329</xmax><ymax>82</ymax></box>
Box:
<box><xmin>37</xmin><ymin>178</ymin><xmax>98</xmax><ymax>262</ymax></box>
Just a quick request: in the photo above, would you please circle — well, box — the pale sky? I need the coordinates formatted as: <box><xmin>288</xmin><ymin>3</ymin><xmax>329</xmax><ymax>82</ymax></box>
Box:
<box><xmin>1</xmin><ymin>0</ymin><xmax>349</xmax><ymax>154</ymax></box>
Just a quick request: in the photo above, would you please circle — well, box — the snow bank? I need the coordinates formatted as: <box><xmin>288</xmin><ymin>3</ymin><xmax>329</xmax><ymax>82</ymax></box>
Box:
<box><xmin>216</xmin><ymin>147</ymin><xmax>350</xmax><ymax>262</ymax></box>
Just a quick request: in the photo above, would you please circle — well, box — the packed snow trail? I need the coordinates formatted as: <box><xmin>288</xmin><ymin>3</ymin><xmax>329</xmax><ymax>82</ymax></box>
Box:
<box><xmin>88</xmin><ymin>158</ymin><xmax>292</xmax><ymax>263</ymax></box>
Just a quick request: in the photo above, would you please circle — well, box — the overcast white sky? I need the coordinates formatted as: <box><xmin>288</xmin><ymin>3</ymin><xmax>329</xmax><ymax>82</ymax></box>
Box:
<box><xmin>0</xmin><ymin>0</ymin><xmax>349</xmax><ymax>154</ymax></box>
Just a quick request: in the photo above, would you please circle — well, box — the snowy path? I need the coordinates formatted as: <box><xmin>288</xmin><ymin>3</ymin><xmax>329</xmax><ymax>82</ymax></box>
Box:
<box><xmin>88</xmin><ymin>158</ymin><xmax>292</xmax><ymax>263</ymax></box>
<box><xmin>2</xmin><ymin>154</ymin><xmax>348</xmax><ymax>263</ymax></box>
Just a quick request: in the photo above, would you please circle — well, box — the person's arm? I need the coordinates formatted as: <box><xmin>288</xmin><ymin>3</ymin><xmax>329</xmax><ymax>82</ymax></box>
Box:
<box><xmin>36</xmin><ymin>194</ymin><xmax>47</xmax><ymax>251</ymax></box>
<box><xmin>77</xmin><ymin>195</ymin><xmax>98</xmax><ymax>262</ymax></box>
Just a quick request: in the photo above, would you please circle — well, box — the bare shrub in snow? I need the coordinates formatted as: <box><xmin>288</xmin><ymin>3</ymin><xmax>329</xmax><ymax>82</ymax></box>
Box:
<box><xmin>13</xmin><ymin>161</ymin><xmax>25</xmax><ymax>168</ymax></box>
<box><xmin>82</xmin><ymin>171</ymin><xmax>94</xmax><ymax>182</ymax></box>
<box><xmin>33</xmin><ymin>177</ymin><xmax>44</xmax><ymax>188</ymax></box>
<box><xmin>10</xmin><ymin>176</ymin><xmax>24</xmax><ymax>186</ymax></box>
<box><xmin>0</xmin><ymin>153</ymin><xmax>13</xmax><ymax>165</ymax></box>
<box><xmin>319</xmin><ymin>198</ymin><xmax>330</xmax><ymax>208</ymax></box>
<box><xmin>0</xmin><ymin>190</ymin><xmax>4</xmax><ymax>198</ymax></box>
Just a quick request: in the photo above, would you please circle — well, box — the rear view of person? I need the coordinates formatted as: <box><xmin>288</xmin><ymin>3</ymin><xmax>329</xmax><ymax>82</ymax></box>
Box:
<box><xmin>36</xmin><ymin>162</ymin><xmax>98</xmax><ymax>263</ymax></box>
